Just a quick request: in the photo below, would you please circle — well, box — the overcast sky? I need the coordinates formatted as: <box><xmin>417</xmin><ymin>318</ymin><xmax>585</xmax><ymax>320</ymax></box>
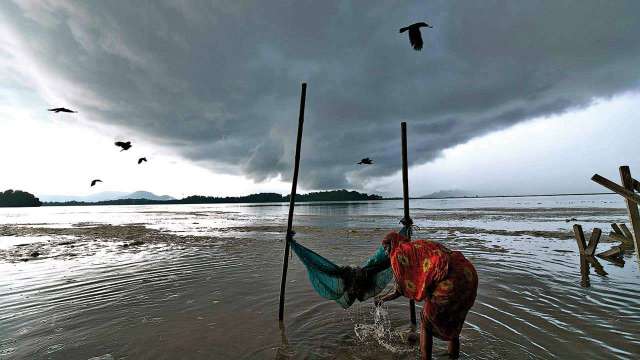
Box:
<box><xmin>1</xmin><ymin>1</ymin><xmax>639</xmax><ymax>199</ymax></box>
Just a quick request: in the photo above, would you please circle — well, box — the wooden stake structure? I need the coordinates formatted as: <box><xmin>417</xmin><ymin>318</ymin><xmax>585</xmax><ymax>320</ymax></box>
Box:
<box><xmin>573</xmin><ymin>225</ymin><xmax>603</xmax><ymax>257</ymax></box>
<box><xmin>591</xmin><ymin>166</ymin><xmax>640</xmax><ymax>257</ymax></box>
<box><xmin>572</xmin><ymin>224</ymin><xmax>624</xmax><ymax>259</ymax></box>
<box><xmin>400</xmin><ymin>122</ymin><xmax>417</xmax><ymax>327</ymax></box>
<box><xmin>573</xmin><ymin>225</ymin><xmax>610</xmax><ymax>287</ymax></box>
<box><xmin>278</xmin><ymin>83</ymin><xmax>307</xmax><ymax>322</ymax></box>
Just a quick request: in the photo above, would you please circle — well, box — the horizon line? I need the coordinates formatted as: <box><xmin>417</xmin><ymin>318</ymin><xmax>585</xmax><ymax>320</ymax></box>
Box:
<box><xmin>390</xmin><ymin>192</ymin><xmax>615</xmax><ymax>200</ymax></box>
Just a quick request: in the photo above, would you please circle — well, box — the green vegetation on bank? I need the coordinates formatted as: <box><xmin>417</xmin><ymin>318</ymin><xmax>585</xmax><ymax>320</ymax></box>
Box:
<box><xmin>0</xmin><ymin>190</ymin><xmax>42</xmax><ymax>207</ymax></box>
<box><xmin>43</xmin><ymin>189</ymin><xmax>382</xmax><ymax>206</ymax></box>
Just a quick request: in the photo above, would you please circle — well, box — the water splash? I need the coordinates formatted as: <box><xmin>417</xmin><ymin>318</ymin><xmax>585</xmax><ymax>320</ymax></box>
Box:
<box><xmin>353</xmin><ymin>305</ymin><xmax>415</xmax><ymax>354</ymax></box>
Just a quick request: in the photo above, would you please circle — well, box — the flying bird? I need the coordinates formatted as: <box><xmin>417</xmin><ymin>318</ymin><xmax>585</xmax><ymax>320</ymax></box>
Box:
<box><xmin>115</xmin><ymin>141</ymin><xmax>132</xmax><ymax>151</ymax></box>
<box><xmin>48</xmin><ymin>107</ymin><xmax>77</xmax><ymax>113</ymax></box>
<box><xmin>399</xmin><ymin>22</ymin><xmax>432</xmax><ymax>51</ymax></box>
<box><xmin>358</xmin><ymin>158</ymin><xmax>373</xmax><ymax>165</ymax></box>
<box><xmin>138</xmin><ymin>157</ymin><xmax>147</xmax><ymax>164</ymax></box>
<box><xmin>90</xmin><ymin>179</ymin><xmax>102</xmax><ymax>187</ymax></box>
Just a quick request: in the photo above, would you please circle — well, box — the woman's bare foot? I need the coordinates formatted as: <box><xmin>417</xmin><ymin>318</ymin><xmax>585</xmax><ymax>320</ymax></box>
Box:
<box><xmin>406</xmin><ymin>330</ymin><xmax>419</xmax><ymax>344</ymax></box>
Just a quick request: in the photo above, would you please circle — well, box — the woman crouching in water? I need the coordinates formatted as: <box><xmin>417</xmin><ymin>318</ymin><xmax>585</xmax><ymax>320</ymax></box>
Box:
<box><xmin>375</xmin><ymin>231</ymin><xmax>478</xmax><ymax>359</ymax></box>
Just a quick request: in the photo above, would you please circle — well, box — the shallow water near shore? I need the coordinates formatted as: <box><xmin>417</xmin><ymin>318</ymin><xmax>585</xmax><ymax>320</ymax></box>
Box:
<box><xmin>1</xmin><ymin>195</ymin><xmax>639</xmax><ymax>359</ymax></box>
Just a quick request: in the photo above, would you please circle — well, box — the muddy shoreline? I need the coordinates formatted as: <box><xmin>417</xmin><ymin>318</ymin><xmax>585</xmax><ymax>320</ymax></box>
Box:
<box><xmin>0</xmin><ymin>218</ymin><xmax>622</xmax><ymax>263</ymax></box>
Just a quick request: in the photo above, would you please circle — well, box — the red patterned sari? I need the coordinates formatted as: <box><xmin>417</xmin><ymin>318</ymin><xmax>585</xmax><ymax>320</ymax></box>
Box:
<box><xmin>384</xmin><ymin>232</ymin><xmax>478</xmax><ymax>341</ymax></box>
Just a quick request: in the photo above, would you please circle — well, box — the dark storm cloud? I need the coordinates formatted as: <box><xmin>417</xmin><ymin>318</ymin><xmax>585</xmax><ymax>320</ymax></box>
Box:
<box><xmin>3</xmin><ymin>0</ymin><xmax>640</xmax><ymax>189</ymax></box>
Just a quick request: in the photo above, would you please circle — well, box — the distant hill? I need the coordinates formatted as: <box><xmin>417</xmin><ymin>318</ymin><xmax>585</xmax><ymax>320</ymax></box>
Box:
<box><xmin>40</xmin><ymin>191</ymin><xmax>175</xmax><ymax>202</ymax></box>
<box><xmin>122</xmin><ymin>191</ymin><xmax>175</xmax><ymax>201</ymax></box>
<box><xmin>420</xmin><ymin>189</ymin><xmax>476</xmax><ymax>199</ymax></box>
<box><xmin>43</xmin><ymin>189</ymin><xmax>381</xmax><ymax>206</ymax></box>
<box><xmin>0</xmin><ymin>189</ymin><xmax>42</xmax><ymax>207</ymax></box>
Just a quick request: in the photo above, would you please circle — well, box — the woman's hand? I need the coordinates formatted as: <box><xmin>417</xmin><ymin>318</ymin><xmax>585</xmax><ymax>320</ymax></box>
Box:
<box><xmin>375</xmin><ymin>286</ymin><xmax>402</xmax><ymax>306</ymax></box>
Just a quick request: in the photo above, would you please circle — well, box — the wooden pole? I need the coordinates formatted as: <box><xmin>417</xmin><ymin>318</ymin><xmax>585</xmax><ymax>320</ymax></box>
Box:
<box><xmin>620</xmin><ymin>223</ymin><xmax>634</xmax><ymax>241</ymax></box>
<box><xmin>400</xmin><ymin>122</ymin><xmax>417</xmax><ymax>326</ymax></box>
<box><xmin>611</xmin><ymin>223</ymin><xmax>624</xmax><ymax>237</ymax></box>
<box><xmin>585</xmin><ymin>228</ymin><xmax>601</xmax><ymax>256</ymax></box>
<box><xmin>573</xmin><ymin>224</ymin><xmax>587</xmax><ymax>255</ymax></box>
<box><xmin>619</xmin><ymin>166</ymin><xmax>640</xmax><ymax>255</ymax></box>
<box><xmin>633</xmin><ymin>178</ymin><xmax>640</xmax><ymax>193</ymax></box>
<box><xmin>586</xmin><ymin>256</ymin><xmax>608</xmax><ymax>276</ymax></box>
<box><xmin>278</xmin><ymin>83</ymin><xmax>307</xmax><ymax>322</ymax></box>
<box><xmin>591</xmin><ymin>174</ymin><xmax>640</xmax><ymax>205</ymax></box>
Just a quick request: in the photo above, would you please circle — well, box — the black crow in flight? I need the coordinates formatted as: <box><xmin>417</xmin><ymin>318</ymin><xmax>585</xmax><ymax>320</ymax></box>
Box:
<box><xmin>399</xmin><ymin>22</ymin><xmax>432</xmax><ymax>51</ymax></box>
<box><xmin>115</xmin><ymin>141</ymin><xmax>132</xmax><ymax>151</ymax></box>
<box><xmin>358</xmin><ymin>158</ymin><xmax>373</xmax><ymax>165</ymax></box>
<box><xmin>138</xmin><ymin>157</ymin><xmax>147</xmax><ymax>164</ymax></box>
<box><xmin>48</xmin><ymin>107</ymin><xmax>77</xmax><ymax>113</ymax></box>
<box><xmin>90</xmin><ymin>179</ymin><xmax>102</xmax><ymax>187</ymax></box>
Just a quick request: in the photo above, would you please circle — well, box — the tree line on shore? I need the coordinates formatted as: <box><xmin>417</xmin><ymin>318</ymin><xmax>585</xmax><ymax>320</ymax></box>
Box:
<box><xmin>40</xmin><ymin>189</ymin><xmax>383</xmax><ymax>207</ymax></box>
<box><xmin>0</xmin><ymin>190</ymin><xmax>42</xmax><ymax>207</ymax></box>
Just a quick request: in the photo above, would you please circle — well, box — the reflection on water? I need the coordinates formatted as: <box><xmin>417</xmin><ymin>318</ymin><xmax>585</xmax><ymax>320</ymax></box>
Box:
<box><xmin>274</xmin><ymin>322</ymin><xmax>292</xmax><ymax>360</ymax></box>
<box><xmin>0</xmin><ymin>195</ymin><xmax>639</xmax><ymax>359</ymax></box>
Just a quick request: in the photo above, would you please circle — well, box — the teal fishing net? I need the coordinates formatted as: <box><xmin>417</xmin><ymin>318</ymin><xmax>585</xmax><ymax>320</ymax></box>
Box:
<box><xmin>290</xmin><ymin>240</ymin><xmax>393</xmax><ymax>309</ymax></box>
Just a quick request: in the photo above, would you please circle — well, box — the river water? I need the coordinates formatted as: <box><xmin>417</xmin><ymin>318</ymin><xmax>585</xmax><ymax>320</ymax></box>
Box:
<box><xmin>0</xmin><ymin>195</ymin><xmax>639</xmax><ymax>359</ymax></box>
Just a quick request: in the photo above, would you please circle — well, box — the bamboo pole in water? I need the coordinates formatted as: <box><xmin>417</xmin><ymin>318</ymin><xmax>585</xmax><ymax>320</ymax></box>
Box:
<box><xmin>401</xmin><ymin>122</ymin><xmax>417</xmax><ymax>326</ymax></box>
<box><xmin>278</xmin><ymin>83</ymin><xmax>307</xmax><ymax>322</ymax></box>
